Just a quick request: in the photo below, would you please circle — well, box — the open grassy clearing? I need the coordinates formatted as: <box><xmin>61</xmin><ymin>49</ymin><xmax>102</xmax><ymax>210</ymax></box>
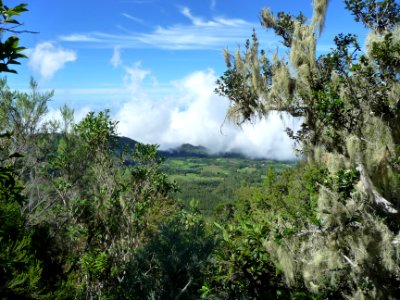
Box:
<box><xmin>161</xmin><ymin>157</ymin><xmax>294</xmax><ymax>214</ymax></box>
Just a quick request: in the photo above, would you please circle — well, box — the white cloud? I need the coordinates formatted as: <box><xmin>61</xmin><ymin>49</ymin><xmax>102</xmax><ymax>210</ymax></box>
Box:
<box><xmin>28</xmin><ymin>42</ymin><xmax>77</xmax><ymax>80</ymax></box>
<box><xmin>181</xmin><ymin>7</ymin><xmax>218</xmax><ymax>27</ymax></box>
<box><xmin>123</xmin><ymin>61</ymin><xmax>151</xmax><ymax>94</ymax></box>
<box><xmin>122</xmin><ymin>13</ymin><xmax>145</xmax><ymax>24</ymax></box>
<box><xmin>59</xmin><ymin>34</ymin><xmax>102</xmax><ymax>42</ymax></box>
<box><xmin>115</xmin><ymin>66</ymin><xmax>300</xmax><ymax>160</ymax></box>
<box><xmin>110</xmin><ymin>46</ymin><xmax>122</xmax><ymax>67</ymax></box>
<box><xmin>59</xmin><ymin>9</ymin><xmax>276</xmax><ymax>50</ymax></box>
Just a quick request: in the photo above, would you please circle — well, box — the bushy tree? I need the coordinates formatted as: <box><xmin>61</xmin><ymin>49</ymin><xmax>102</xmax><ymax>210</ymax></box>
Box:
<box><xmin>0</xmin><ymin>76</ymin><xmax>181</xmax><ymax>297</ymax></box>
<box><xmin>217</xmin><ymin>0</ymin><xmax>400</xmax><ymax>298</ymax></box>
<box><xmin>203</xmin><ymin>164</ymin><xmax>325</xmax><ymax>299</ymax></box>
<box><xmin>28</xmin><ymin>110</ymin><xmax>179</xmax><ymax>298</ymax></box>
<box><xmin>0</xmin><ymin>3</ymin><xmax>45</xmax><ymax>299</ymax></box>
<box><xmin>117</xmin><ymin>203</ymin><xmax>215</xmax><ymax>300</ymax></box>
<box><xmin>0</xmin><ymin>2</ymin><xmax>214</xmax><ymax>298</ymax></box>
<box><xmin>0</xmin><ymin>132</ymin><xmax>42</xmax><ymax>299</ymax></box>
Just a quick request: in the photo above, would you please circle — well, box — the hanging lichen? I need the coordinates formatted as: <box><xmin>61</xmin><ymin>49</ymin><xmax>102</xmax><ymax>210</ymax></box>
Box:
<box><xmin>216</xmin><ymin>0</ymin><xmax>400</xmax><ymax>298</ymax></box>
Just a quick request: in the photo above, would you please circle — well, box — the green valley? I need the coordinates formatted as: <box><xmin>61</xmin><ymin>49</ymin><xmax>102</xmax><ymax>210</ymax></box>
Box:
<box><xmin>162</xmin><ymin>156</ymin><xmax>294</xmax><ymax>214</ymax></box>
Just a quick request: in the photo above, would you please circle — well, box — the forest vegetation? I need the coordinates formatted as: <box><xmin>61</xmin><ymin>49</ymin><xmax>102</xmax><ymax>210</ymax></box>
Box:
<box><xmin>1</xmin><ymin>0</ymin><xmax>399</xmax><ymax>299</ymax></box>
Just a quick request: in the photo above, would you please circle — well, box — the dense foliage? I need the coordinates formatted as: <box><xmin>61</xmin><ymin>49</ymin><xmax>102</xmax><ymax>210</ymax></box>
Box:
<box><xmin>0</xmin><ymin>78</ymin><xmax>182</xmax><ymax>298</ymax></box>
<box><xmin>1</xmin><ymin>0</ymin><xmax>400</xmax><ymax>299</ymax></box>
<box><xmin>216</xmin><ymin>0</ymin><xmax>400</xmax><ymax>298</ymax></box>
<box><xmin>0</xmin><ymin>132</ymin><xmax>42</xmax><ymax>298</ymax></box>
<box><xmin>0</xmin><ymin>1</ymin><xmax>28</xmax><ymax>73</ymax></box>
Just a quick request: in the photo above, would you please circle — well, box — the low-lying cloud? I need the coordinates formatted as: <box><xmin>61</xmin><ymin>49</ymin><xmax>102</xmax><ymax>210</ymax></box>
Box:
<box><xmin>114</xmin><ymin>66</ymin><xmax>301</xmax><ymax>160</ymax></box>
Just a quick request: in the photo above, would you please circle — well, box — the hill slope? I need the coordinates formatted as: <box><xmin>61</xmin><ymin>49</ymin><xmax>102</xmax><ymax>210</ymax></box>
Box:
<box><xmin>116</xmin><ymin>136</ymin><xmax>249</xmax><ymax>159</ymax></box>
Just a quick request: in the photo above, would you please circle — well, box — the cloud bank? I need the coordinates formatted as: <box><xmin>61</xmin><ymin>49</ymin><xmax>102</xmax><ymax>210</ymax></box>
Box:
<box><xmin>28</xmin><ymin>42</ymin><xmax>77</xmax><ymax>80</ymax></box>
<box><xmin>114</xmin><ymin>65</ymin><xmax>300</xmax><ymax>160</ymax></box>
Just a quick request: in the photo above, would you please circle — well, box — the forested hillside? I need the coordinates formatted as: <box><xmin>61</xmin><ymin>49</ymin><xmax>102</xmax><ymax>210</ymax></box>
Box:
<box><xmin>1</xmin><ymin>0</ymin><xmax>399</xmax><ymax>299</ymax></box>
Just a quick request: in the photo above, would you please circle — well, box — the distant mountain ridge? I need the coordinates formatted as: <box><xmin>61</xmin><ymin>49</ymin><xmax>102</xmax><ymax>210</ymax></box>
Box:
<box><xmin>115</xmin><ymin>136</ymin><xmax>247</xmax><ymax>159</ymax></box>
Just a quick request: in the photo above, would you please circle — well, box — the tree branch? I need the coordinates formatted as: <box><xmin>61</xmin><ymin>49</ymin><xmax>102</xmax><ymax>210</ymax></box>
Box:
<box><xmin>356</xmin><ymin>163</ymin><xmax>398</xmax><ymax>214</ymax></box>
<box><xmin>175</xmin><ymin>277</ymin><xmax>193</xmax><ymax>300</ymax></box>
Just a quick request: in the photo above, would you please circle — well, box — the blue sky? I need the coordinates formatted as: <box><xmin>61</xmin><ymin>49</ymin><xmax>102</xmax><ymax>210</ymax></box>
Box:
<box><xmin>6</xmin><ymin>0</ymin><xmax>368</xmax><ymax>159</ymax></box>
